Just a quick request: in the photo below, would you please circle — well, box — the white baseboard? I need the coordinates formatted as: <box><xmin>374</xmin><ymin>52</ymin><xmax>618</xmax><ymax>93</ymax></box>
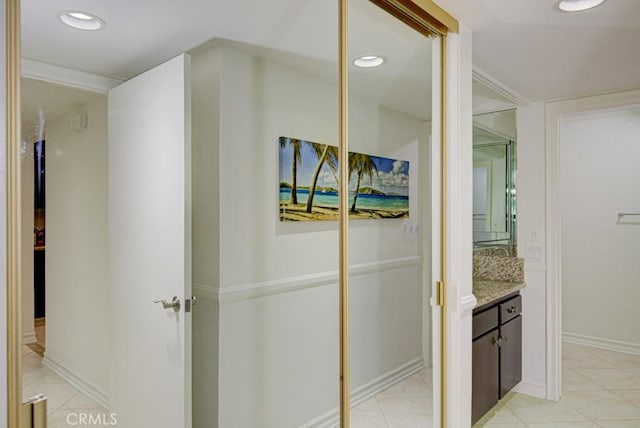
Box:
<box><xmin>300</xmin><ymin>357</ymin><xmax>425</xmax><ymax>428</ymax></box>
<box><xmin>513</xmin><ymin>380</ymin><xmax>546</xmax><ymax>399</ymax></box>
<box><xmin>563</xmin><ymin>332</ymin><xmax>640</xmax><ymax>356</ymax></box>
<box><xmin>42</xmin><ymin>354</ymin><xmax>109</xmax><ymax>409</ymax></box>
<box><xmin>22</xmin><ymin>332</ymin><xmax>37</xmax><ymax>345</ymax></box>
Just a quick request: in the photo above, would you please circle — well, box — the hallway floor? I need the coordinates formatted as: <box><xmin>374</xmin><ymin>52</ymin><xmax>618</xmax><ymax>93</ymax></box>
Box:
<box><xmin>20</xmin><ymin>341</ymin><xmax>640</xmax><ymax>427</ymax></box>
<box><xmin>22</xmin><ymin>345</ymin><xmax>106</xmax><ymax>428</ymax></box>
<box><xmin>351</xmin><ymin>343</ymin><xmax>640</xmax><ymax>428</ymax></box>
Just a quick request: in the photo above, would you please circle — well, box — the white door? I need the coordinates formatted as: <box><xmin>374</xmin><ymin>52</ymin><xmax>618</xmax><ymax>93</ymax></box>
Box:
<box><xmin>108</xmin><ymin>54</ymin><xmax>192</xmax><ymax>428</ymax></box>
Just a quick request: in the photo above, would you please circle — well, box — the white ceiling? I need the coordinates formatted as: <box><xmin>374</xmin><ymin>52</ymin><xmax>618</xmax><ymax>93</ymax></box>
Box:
<box><xmin>435</xmin><ymin>0</ymin><xmax>640</xmax><ymax>101</ymax></box>
<box><xmin>22</xmin><ymin>0</ymin><xmax>434</xmax><ymax>119</ymax></box>
<box><xmin>23</xmin><ymin>0</ymin><xmax>636</xmax><ymax>118</ymax></box>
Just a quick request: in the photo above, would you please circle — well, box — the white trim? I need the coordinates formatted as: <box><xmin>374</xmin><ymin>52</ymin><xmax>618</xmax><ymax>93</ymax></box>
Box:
<box><xmin>459</xmin><ymin>294</ymin><xmax>477</xmax><ymax>317</ymax></box>
<box><xmin>472</xmin><ymin>67</ymin><xmax>529</xmax><ymax>108</ymax></box>
<box><xmin>42</xmin><ymin>354</ymin><xmax>109</xmax><ymax>409</ymax></box>
<box><xmin>513</xmin><ymin>380</ymin><xmax>546</xmax><ymax>399</ymax></box>
<box><xmin>564</xmin><ymin>332</ymin><xmax>640</xmax><ymax>356</ymax></box>
<box><xmin>300</xmin><ymin>358</ymin><xmax>425</xmax><ymax>428</ymax></box>
<box><xmin>194</xmin><ymin>256</ymin><xmax>421</xmax><ymax>303</ymax></box>
<box><xmin>545</xmin><ymin>87</ymin><xmax>640</xmax><ymax>402</ymax></box>
<box><xmin>22</xmin><ymin>332</ymin><xmax>37</xmax><ymax>345</ymax></box>
<box><xmin>21</xmin><ymin>58</ymin><xmax>123</xmax><ymax>94</ymax></box>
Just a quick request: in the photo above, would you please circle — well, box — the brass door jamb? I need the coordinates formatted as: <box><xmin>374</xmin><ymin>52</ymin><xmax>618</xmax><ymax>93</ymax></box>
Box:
<box><xmin>6</xmin><ymin>0</ymin><xmax>24</xmax><ymax>426</ymax></box>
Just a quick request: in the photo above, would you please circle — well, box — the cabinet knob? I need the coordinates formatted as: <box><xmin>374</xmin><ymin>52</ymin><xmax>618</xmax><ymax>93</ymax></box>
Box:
<box><xmin>507</xmin><ymin>306</ymin><xmax>518</xmax><ymax>314</ymax></box>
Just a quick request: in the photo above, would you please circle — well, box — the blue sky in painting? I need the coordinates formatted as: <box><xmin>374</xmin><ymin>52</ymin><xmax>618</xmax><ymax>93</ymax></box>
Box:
<box><xmin>279</xmin><ymin>137</ymin><xmax>410</xmax><ymax>196</ymax></box>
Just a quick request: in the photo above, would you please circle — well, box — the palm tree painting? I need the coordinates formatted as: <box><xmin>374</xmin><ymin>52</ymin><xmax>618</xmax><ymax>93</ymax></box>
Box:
<box><xmin>348</xmin><ymin>153</ymin><xmax>379</xmax><ymax>213</ymax></box>
<box><xmin>279</xmin><ymin>136</ymin><xmax>409</xmax><ymax>221</ymax></box>
<box><xmin>279</xmin><ymin>137</ymin><xmax>304</xmax><ymax>204</ymax></box>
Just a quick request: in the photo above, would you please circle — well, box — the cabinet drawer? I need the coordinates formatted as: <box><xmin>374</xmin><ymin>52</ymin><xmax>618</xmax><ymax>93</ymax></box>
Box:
<box><xmin>500</xmin><ymin>295</ymin><xmax>522</xmax><ymax>324</ymax></box>
<box><xmin>473</xmin><ymin>307</ymin><xmax>499</xmax><ymax>340</ymax></box>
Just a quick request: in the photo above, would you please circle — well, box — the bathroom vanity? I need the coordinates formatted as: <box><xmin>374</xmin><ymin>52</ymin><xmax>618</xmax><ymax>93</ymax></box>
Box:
<box><xmin>472</xmin><ymin>290</ymin><xmax>523</xmax><ymax>424</ymax></box>
<box><xmin>471</xmin><ymin>256</ymin><xmax>525</xmax><ymax>424</ymax></box>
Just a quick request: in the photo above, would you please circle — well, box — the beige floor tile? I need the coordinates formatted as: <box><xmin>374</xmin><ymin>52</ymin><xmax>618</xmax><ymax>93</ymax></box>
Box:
<box><xmin>564</xmin><ymin>352</ymin><xmax>615</xmax><ymax>369</ymax></box>
<box><xmin>503</xmin><ymin>393</ymin><xmax>553</xmax><ymax>409</ymax></box>
<box><xmin>478</xmin><ymin>406</ymin><xmax>523</xmax><ymax>425</ymax></box>
<box><xmin>527</xmin><ymin>422</ymin><xmax>599</xmax><ymax>427</ymax></box>
<box><xmin>377</xmin><ymin>374</ymin><xmax>432</xmax><ymax>398</ymax></box>
<box><xmin>384</xmin><ymin>413</ymin><xmax>433</xmax><ymax>428</ymax></box>
<box><xmin>22</xmin><ymin>345</ymin><xmax>34</xmax><ymax>357</ymax></box>
<box><xmin>589</xmin><ymin>350</ymin><xmax>640</xmax><ymax>369</ymax></box>
<box><xmin>576</xmin><ymin>369</ymin><xmax>640</xmax><ymax>391</ymax></box>
<box><xmin>376</xmin><ymin>395</ymin><xmax>433</xmax><ymax>416</ymax></box>
<box><xmin>23</xmin><ymin>383</ymin><xmax>78</xmax><ymax>409</ymax></box>
<box><xmin>350</xmin><ymin>409</ymin><xmax>388</xmax><ymax>428</ymax></box>
<box><xmin>61</xmin><ymin>392</ymin><xmax>104</xmax><ymax>410</ymax></box>
<box><xmin>510</xmin><ymin>401</ymin><xmax>588</xmax><ymax>424</ymax></box>
<box><xmin>562</xmin><ymin>390</ymin><xmax>640</xmax><ymax>420</ymax></box>
<box><xmin>419</xmin><ymin>367</ymin><xmax>433</xmax><ymax>387</ymax></box>
<box><xmin>628</xmin><ymin>369</ymin><xmax>640</xmax><ymax>377</ymax></box>
<box><xmin>480</xmin><ymin>424</ymin><xmax>526</xmax><ymax>428</ymax></box>
<box><xmin>612</xmin><ymin>390</ymin><xmax>640</xmax><ymax>408</ymax></box>
<box><xmin>22</xmin><ymin>366</ymin><xmax>51</xmax><ymax>384</ymax></box>
<box><xmin>595</xmin><ymin>421</ymin><xmax>640</xmax><ymax>428</ymax></box>
<box><xmin>564</xmin><ymin>368</ymin><xmax>604</xmax><ymax>391</ymax></box>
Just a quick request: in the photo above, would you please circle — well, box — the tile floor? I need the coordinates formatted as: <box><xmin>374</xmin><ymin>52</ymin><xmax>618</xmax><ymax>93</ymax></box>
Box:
<box><xmin>21</xmin><ymin>341</ymin><xmax>640</xmax><ymax>427</ymax></box>
<box><xmin>351</xmin><ymin>343</ymin><xmax>640</xmax><ymax>428</ymax></box>
<box><xmin>474</xmin><ymin>343</ymin><xmax>640</xmax><ymax>427</ymax></box>
<box><xmin>22</xmin><ymin>345</ymin><xmax>107</xmax><ymax>428</ymax></box>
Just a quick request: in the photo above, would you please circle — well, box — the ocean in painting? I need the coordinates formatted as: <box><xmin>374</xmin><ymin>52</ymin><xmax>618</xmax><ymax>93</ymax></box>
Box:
<box><xmin>279</xmin><ymin>188</ymin><xmax>409</xmax><ymax>210</ymax></box>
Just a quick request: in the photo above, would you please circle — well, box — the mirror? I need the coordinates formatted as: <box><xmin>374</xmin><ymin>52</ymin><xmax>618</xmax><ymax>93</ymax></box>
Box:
<box><xmin>472</xmin><ymin>109</ymin><xmax>517</xmax><ymax>254</ymax></box>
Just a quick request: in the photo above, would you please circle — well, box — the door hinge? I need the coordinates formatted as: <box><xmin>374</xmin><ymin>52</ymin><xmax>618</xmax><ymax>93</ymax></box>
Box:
<box><xmin>435</xmin><ymin>281</ymin><xmax>445</xmax><ymax>307</ymax></box>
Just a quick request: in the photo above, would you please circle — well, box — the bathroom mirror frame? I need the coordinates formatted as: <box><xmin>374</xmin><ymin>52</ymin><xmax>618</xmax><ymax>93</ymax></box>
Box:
<box><xmin>5</xmin><ymin>1</ymin><xmax>459</xmax><ymax>427</ymax></box>
<box><xmin>472</xmin><ymin>109</ymin><xmax>517</xmax><ymax>253</ymax></box>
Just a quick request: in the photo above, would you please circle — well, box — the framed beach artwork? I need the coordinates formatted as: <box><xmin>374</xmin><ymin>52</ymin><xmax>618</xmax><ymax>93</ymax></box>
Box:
<box><xmin>279</xmin><ymin>136</ymin><xmax>410</xmax><ymax>221</ymax></box>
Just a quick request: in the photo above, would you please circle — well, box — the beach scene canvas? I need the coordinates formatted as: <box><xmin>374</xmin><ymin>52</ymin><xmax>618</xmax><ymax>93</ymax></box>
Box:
<box><xmin>279</xmin><ymin>136</ymin><xmax>410</xmax><ymax>221</ymax></box>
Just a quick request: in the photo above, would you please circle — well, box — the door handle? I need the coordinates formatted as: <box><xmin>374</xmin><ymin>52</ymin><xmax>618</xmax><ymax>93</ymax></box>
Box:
<box><xmin>153</xmin><ymin>296</ymin><xmax>181</xmax><ymax>312</ymax></box>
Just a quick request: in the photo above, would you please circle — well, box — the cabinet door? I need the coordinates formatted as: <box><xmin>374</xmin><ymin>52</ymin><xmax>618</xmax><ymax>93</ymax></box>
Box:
<box><xmin>472</xmin><ymin>329</ymin><xmax>500</xmax><ymax>424</ymax></box>
<box><xmin>500</xmin><ymin>315</ymin><xmax>522</xmax><ymax>398</ymax></box>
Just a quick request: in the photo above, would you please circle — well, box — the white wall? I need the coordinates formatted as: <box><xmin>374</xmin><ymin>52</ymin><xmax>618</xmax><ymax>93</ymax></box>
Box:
<box><xmin>44</xmin><ymin>97</ymin><xmax>110</xmax><ymax>401</ymax></box>
<box><xmin>20</xmin><ymin>134</ymin><xmax>35</xmax><ymax>345</ymax></box>
<box><xmin>0</xmin><ymin>0</ymin><xmax>8</xmax><ymax>423</ymax></box>
<box><xmin>515</xmin><ymin>103</ymin><xmax>548</xmax><ymax>398</ymax></box>
<box><xmin>560</xmin><ymin>107</ymin><xmax>640</xmax><ymax>348</ymax></box>
<box><xmin>192</xmin><ymin>44</ymin><xmax>428</xmax><ymax>427</ymax></box>
<box><xmin>191</xmin><ymin>47</ymin><xmax>221</xmax><ymax>428</ymax></box>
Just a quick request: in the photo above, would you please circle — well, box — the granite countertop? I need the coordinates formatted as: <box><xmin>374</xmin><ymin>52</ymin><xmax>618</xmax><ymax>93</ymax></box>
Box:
<box><xmin>473</xmin><ymin>280</ymin><xmax>526</xmax><ymax>308</ymax></box>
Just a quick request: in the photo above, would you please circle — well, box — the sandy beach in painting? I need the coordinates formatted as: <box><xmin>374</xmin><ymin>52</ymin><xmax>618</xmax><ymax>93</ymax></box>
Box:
<box><xmin>279</xmin><ymin>202</ymin><xmax>408</xmax><ymax>221</ymax></box>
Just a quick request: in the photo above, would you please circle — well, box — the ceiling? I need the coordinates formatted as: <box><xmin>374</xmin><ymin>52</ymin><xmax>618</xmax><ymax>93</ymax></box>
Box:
<box><xmin>22</xmin><ymin>0</ymin><xmax>636</xmax><ymax>119</ymax></box>
<box><xmin>22</xmin><ymin>0</ymin><xmax>434</xmax><ymax>120</ymax></box>
<box><xmin>435</xmin><ymin>0</ymin><xmax>640</xmax><ymax>102</ymax></box>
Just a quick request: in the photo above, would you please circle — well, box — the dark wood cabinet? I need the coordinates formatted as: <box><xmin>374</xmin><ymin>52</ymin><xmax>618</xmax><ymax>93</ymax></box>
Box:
<box><xmin>500</xmin><ymin>315</ymin><xmax>522</xmax><ymax>398</ymax></box>
<box><xmin>472</xmin><ymin>292</ymin><xmax>522</xmax><ymax>424</ymax></box>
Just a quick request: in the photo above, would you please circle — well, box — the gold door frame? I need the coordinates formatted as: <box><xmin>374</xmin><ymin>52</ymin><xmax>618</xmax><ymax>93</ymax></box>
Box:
<box><xmin>6</xmin><ymin>0</ymin><xmax>458</xmax><ymax>426</ymax></box>
<box><xmin>6</xmin><ymin>0</ymin><xmax>23</xmax><ymax>426</ymax></box>
<box><xmin>338</xmin><ymin>1</ymin><xmax>457</xmax><ymax>427</ymax></box>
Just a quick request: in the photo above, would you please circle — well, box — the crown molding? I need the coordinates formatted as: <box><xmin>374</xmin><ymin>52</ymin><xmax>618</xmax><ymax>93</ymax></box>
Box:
<box><xmin>473</xmin><ymin>66</ymin><xmax>529</xmax><ymax>109</ymax></box>
<box><xmin>22</xmin><ymin>58</ymin><xmax>123</xmax><ymax>93</ymax></box>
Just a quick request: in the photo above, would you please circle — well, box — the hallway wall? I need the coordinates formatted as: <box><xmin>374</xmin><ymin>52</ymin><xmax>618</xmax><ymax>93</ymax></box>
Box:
<box><xmin>192</xmin><ymin>44</ymin><xmax>429</xmax><ymax>427</ymax></box>
<box><xmin>561</xmin><ymin>106</ymin><xmax>640</xmax><ymax>349</ymax></box>
<box><xmin>44</xmin><ymin>96</ymin><xmax>109</xmax><ymax>404</ymax></box>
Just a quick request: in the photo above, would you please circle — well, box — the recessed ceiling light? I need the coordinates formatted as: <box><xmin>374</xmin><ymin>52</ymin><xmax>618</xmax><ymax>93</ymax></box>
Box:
<box><xmin>353</xmin><ymin>55</ymin><xmax>386</xmax><ymax>68</ymax></box>
<box><xmin>557</xmin><ymin>0</ymin><xmax>606</xmax><ymax>12</ymax></box>
<box><xmin>58</xmin><ymin>10</ymin><xmax>105</xmax><ymax>31</ymax></box>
